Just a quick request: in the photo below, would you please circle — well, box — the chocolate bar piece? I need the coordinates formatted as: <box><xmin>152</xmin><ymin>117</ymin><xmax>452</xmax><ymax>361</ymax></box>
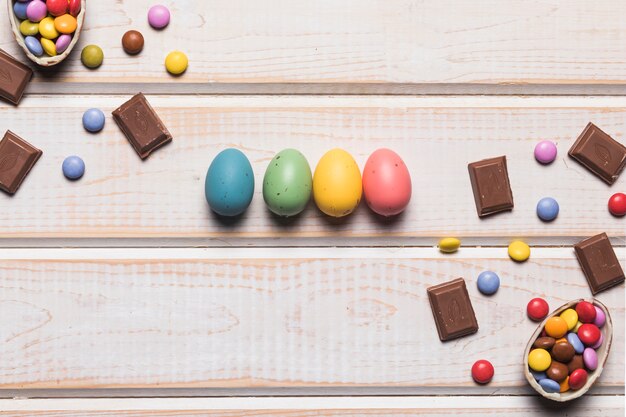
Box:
<box><xmin>574</xmin><ymin>233</ymin><xmax>625</xmax><ymax>295</ymax></box>
<box><xmin>427</xmin><ymin>278</ymin><xmax>478</xmax><ymax>341</ymax></box>
<box><xmin>0</xmin><ymin>130</ymin><xmax>42</xmax><ymax>194</ymax></box>
<box><xmin>468</xmin><ymin>155</ymin><xmax>514</xmax><ymax>217</ymax></box>
<box><xmin>568</xmin><ymin>123</ymin><xmax>626</xmax><ymax>185</ymax></box>
<box><xmin>112</xmin><ymin>93</ymin><xmax>172</xmax><ymax>159</ymax></box>
<box><xmin>0</xmin><ymin>49</ymin><xmax>33</xmax><ymax>105</ymax></box>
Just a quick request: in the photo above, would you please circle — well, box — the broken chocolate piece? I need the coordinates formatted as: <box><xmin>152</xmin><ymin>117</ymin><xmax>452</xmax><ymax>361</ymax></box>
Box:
<box><xmin>0</xmin><ymin>130</ymin><xmax>42</xmax><ymax>194</ymax></box>
<box><xmin>0</xmin><ymin>49</ymin><xmax>33</xmax><ymax>105</ymax></box>
<box><xmin>574</xmin><ymin>233</ymin><xmax>625</xmax><ymax>295</ymax></box>
<box><xmin>568</xmin><ymin>123</ymin><xmax>626</xmax><ymax>185</ymax></box>
<box><xmin>468</xmin><ymin>155</ymin><xmax>514</xmax><ymax>217</ymax></box>
<box><xmin>427</xmin><ymin>278</ymin><xmax>479</xmax><ymax>341</ymax></box>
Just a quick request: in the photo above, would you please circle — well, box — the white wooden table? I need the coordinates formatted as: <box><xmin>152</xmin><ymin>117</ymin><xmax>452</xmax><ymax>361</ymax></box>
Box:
<box><xmin>0</xmin><ymin>1</ymin><xmax>624</xmax><ymax>415</ymax></box>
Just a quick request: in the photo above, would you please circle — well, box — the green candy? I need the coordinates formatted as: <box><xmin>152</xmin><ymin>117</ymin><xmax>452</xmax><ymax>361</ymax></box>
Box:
<box><xmin>20</xmin><ymin>20</ymin><xmax>39</xmax><ymax>36</ymax></box>
<box><xmin>263</xmin><ymin>149</ymin><xmax>312</xmax><ymax>217</ymax></box>
<box><xmin>81</xmin><ymin>45</ymin><xmax>104</xmax><ymax>69</ymax></box>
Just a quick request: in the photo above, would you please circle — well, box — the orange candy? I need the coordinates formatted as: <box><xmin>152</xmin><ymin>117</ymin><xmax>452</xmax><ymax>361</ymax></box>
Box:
<box><xmin>559</xmin><ymin>376</ymin><xmax>570</xmax><ymax>393</ymax></box>
<box><xmin>544</xmin><ymin>316</ymin><xmax>568</xmax><ymax>339</ymax></box>
<box><xmin>54</xmin><ymin>14</ymin><xmax>78</xmax><ymax>34</ymax></box>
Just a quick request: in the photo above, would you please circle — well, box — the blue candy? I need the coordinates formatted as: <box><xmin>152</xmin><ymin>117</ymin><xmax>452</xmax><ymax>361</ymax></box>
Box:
<box><xmin>62</xmin><ymin>156</ymin><xmax>85</xmax><ymax>180</ymax></box>
<box><xmin>538</xmin><ymin>378</ymin><xmax>560</xmax><ymax>393</ymax></box>
<box><xmin>567</xmin><ymin>332</ymin><xmax>585</xmax><ymax>354</ymax></box>
<box><xmin>536</xmin><ymin>197</ymin><xmax>559</xmax><ymax>222</ymax></box>
<box><xmin>82</xmin><ymin>108</ymin><xmax>106</xmax><ymax>133</ymax></box>
<box><xmin>13</xmin><ymin>1</ymin><xmax>29</xmax><ymax>20</ymax></box>
<box><xmin>530</xmin><ymin>370</ymin><xmax>547</xmax><ymax>381</ymax></box>
<box><xmin>24</xmin><ymin>36</ymin><xmax>43</xmax><ymax>57</ymax></box>
<box><xmin>477</xmin><ymin>271</ymin><xmax>500</xmax><ymax>295</ymax></box>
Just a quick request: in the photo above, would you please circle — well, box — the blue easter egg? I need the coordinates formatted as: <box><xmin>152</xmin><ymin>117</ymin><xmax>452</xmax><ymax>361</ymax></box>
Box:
<box><xmin>205</xmin><ymin>148</ymin><xmax>255</xmax><ymax>216</ymax></box>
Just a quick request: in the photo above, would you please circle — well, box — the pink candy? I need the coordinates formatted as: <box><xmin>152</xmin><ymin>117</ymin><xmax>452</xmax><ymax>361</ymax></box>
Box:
<box><xmin>26</xmin><ymin>0</ymin><xmax>48</xmax><ymax>22</ymax></box>
<box><xmin>55</xmin><ymin>34</ymin><xmax>72</xmax><ymax>54</ymax></box>
<box><xmin>593</xmin><ymin>305</ymin><xmax>606</xmax><ymax>327</ymax></box>
<box><xmin>148</xmin><ymin>5</ymin><xmax>170</xmax><ymax>29</ymax></box>
<box><xmin>534</xmin><ymin>140</ymin><xmax>557</xmax><ymax>164</ymax></box>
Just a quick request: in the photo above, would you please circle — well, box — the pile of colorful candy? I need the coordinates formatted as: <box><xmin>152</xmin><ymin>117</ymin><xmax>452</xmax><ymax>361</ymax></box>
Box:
<box><xmin>13</xmin><ymin>0</ymin><xmax>81</xmax><ymax>57</ymax></box>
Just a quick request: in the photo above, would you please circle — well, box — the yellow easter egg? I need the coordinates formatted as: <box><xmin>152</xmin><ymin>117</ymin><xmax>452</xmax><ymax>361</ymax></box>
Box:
<box><xmin>313</xmin><ymin>148</ymin><xmax>362</xmax><ymax>217</ymax></box>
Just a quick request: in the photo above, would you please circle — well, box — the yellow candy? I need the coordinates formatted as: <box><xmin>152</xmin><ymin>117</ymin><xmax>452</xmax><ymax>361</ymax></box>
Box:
<box><xmin>20</xmin><ymin>20</ymin><xmax>39</xmax><ymax>36</ymax></box>
<box><xmin>39</xmin><ymin>17</ymin><xmax>59</xmax><ymax>40</ymax></box>
<box><xmin>508</xmin><ymin>240</ymin><xmax>530</xmax><ymax>262</ymax></box>
<box><xmin>54</xmin><ymin>14</ymin><xmax>77</xmax><ymax>34</ymax></box>
<box><xmin>528</xmin><ymin>348</ymin><xmax>551</xmax><ymax>372</ymax></box>
<box><xmin>560</xmin><ymin>308</ymin><xmax>579</xmax><ymax>330</ymax></box>
<box><xmin>41</xmin><ymin>38</ymin><xmax>57</xmax><ymax>57</ymax></box>
<box><xmin>559</xmin><ymin>376</ymin><xmax>570</xmax><ymax>393</ymax></box>
<box><xmin>165</xmin><ymin>51</ymin><xmax>188</xmax><ymax>75</ymax></box>
<box><xmin>545</xmin><ymin>316</ymin><xmax>568</xmax><ymax>339</ymax></box>
<box><xmin>438</xmin><ymin>237</ymin><xmax>461</xmax><ymax>253</ymax></box>
<box><xmin>573</xmin><ymin>321</ymin><xmax>583</xmax><ymax>333</ymax></box>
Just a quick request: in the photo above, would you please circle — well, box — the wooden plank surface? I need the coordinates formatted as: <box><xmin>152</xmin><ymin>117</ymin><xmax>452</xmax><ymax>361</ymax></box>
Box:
<box><xmin>2</xmin><ymin>0</ymin><xmax>626</xmax><ymax>93</ymax></box>
<box><xmin>1</xmin><ymin>96</ymin><xmax>625</xmax><ymax>245</ymax></box>
<box><xmin>0</xmin><ymin>248</ymin><xmax>622</xmax><ymax>390</ymax></box>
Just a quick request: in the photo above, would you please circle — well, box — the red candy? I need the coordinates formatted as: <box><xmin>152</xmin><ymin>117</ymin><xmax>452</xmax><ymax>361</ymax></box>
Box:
<box><xmin>578</xmin><ymin>323</ymin><xmax>601</xmax><ymax>346</ymax></box>
<box><xmin>527</xmin><ymin>298</ymin><xmax>549</xmax><ymax>321</ymax></box>
<box><xmin>569</xmin><ymin>368</ymin><xmax>588</xmax><ymax>390</ymax></box>
<box><xmin>46</xmin><ymin>0</ymin><xmax>68</xmax><ymax>16</ymax></box>
<box><xmin>471</xmin><ymin>359</ymin><xmax>494</xmax><ymax>384</ymax></box>
<box><xmin>608</xmin><ymin>193</ymin><xmax>626</xmax><ymax>217</ymax></box>
<box><xmin>576</xmin><ymin>301</ymin><xmax>597</xmax><ymax>323</ymax></box>
<box><xmin>69</xmin><ymin>0</ymin><xmax>81</xmax><ymax>16</ymax></box>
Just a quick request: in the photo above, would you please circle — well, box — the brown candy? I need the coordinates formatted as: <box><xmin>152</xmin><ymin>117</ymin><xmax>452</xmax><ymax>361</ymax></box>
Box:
<box><xmin>122</xmin><ymin>30</ymin><xmax>144</xmax><ymax>55</ymax></box>
<box><xmin>546</xmin><ymin>361</ymin><xmax>568</xmax><ymax>382</ymax></box>
<box><xmin>533</xmin><ymin>337</ymin><xmax>556</xmax><ymax>350</ymax></box>
<box><xmin>567</xmin><ymin>355</ymin><xmax>584</xmax><ymax>374</ymax></box>
<box><xmin>551</xmin><ymin>340</ymin><xmax>575</xmax><ymax>363</ymax></box>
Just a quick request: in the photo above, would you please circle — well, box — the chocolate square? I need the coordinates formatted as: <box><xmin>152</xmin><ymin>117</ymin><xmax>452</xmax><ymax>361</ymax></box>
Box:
<box><xmin>574</xmin><ymin>233</ymin><xmax>625</xmax><ymax>295</ymax></box>
<box><xmin>0</xmin><ymin>49</ymin><xmax>33</xmax><ymax>105</ymax></box>
<box><xmin>568</xmin><ymin>123</ymin><xmax>626</xmax><ymax>185</ymax></box>
<box><xmin>112</xmin><ymin>93</ymin><xmax>172</xmax><ymax>159</ymax></box>
<box><xmin>468</xmin><ymin>155</ymin><xmax>514</xmax><ymax>217</ymax></box>
<box><xmin>427</xmin><ymin>278</ymin><xmax>478</xmax><ymax>341</ymax></box>
<box><xmin>0</xmin><ymin>130</ymin><xmax>42</xmax><ymax>194</ymax></box>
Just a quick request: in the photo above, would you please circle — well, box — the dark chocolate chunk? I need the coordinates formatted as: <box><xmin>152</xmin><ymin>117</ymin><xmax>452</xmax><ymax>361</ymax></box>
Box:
<box><xmin>568</xmin><ymin>122</ymin><xmax>626</xmax><ymax>185</ymax></box>
<box><xmin>0</xmin><ymin>49</ymin><xmax>33</xmax><ymax>105</ymax></box>
<box><xmin>468</xmin><ymin>155</ymin><xmax>514</xmax><ymax>217</ymax></box>
<box><xmin>112</xmin><ymin>93</ymin><xmax>172</xmax><ymax>159</ymax></box>
<box><xmin>574</xmin><ymin>233</ymin><xmax>625</xmax><ymax>295</ymax></box>
<box><xmin>427</xmin><ymin>278</ymin><xmax>478</xmax><ymax>341</ymax></box>
<box><xmin>0</xmin><ymin>130</ymin><xmax>42</xmax><ymax>194</ymax></box>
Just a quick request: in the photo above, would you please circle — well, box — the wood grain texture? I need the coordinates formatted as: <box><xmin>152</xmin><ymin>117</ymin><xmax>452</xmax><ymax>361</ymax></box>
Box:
<box><xmin>1</xmin><ymin>96</ymin><xmax>625</xmax><ymax>245</ymax></box>
<box><xmin>2</xmin><ymin>0</ymin><xmax>626</xmax><ymax>92</ymax></box>
<box><xmin>0</xmin><ymin>248</ymin><xmax>622</xmax><ymax>389</ymax></box>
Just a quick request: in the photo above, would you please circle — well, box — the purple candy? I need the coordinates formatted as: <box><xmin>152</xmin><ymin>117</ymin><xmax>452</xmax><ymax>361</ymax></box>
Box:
<box><xmin>593</xmin><ymin>306</ymin><xmax>606</xmax><ymax>328</ymax></box>
<box><xmin>13</xmin><ymin>1</ymin><xmax>30</xmax><ymax>19</ymax></box>
<box><xmin>56</xmin><ymin>34</ymin><xmax>72</xmax><ymax>54</ymax></box>
<box><xmin>534</xmin><ymin>140</ymin><xmax>557</xmax><ymax>164</ymax></box>
<box><xmin>591</xmin><ymin>332</ymin><xmax>603</xmax><ymax>349</ymax></box>
<box><xmin>148</xmin><ymin>5</ymin><xmax>170</xmax><ymax>29</ymax></box>
<box><xmin>583</xmin><ymin>347</ymin><xmax>598</xmax><ymax>370</ymax></box>
<box><xmin>26</xmin><ymin>0</ymin><xmax>47</xmax><ymax>22</ymax></box>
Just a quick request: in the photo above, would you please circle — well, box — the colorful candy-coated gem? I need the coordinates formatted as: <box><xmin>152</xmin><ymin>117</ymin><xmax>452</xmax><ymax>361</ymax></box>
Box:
<box><xmin>573</xmin><ymin>321</ymin><xmax>583</xmax><ymax>332</ymax></box>
<box><xmin>593</xmin><ymin>306</ymin><xmax>606</xmax><ymax>328</ymax></box>
<box><xmin>20</xmin><ymin>20</ymin><xmax>40</xmax><ymax>36</ymax></box>
<box><xmin>591</xmin><ymin>333</ymin><xmax>603</xmax><ymax>349</ymax></box>
<box><xmin>568</xmin><ymin>369</ymin><xmax>588</xmax><ymax>390</ymax></box>
<box><xmin>534</xmin><ymin>140</ymin><xmax>557</xmax><ymax>164</ymax></box>
<box><xmin>81</xmin><ymin>45</ymin><xmax>104</xmax><ymax>68</ymax></box>
<box><xmin>24</xmin><ymin>36</ymin><xmax>43</xmax><ymax>56</ymax></box>
<box><xmin>476</xmin><ymin>271</ymin><xmax>500</xmax><ymax>295</ymax></box>
<box><xmin>438</xmin><ymin>237</ymin><xmax>460</xmax><ymax>253</ymax></box>
<box><xmin>577</xmin><ymin>323</ymin><xmax>601</xmax><ymax>346</ymax></box>
<box><xmin>122</xmin><ymin>30</ymin><xmax>144</xmax><ymax>55</ymax></box>
<box><xmin>528</xmin><ymin>348</ymin><xmax>551</xmax><ymax>372</ymax></box>
<box><xmin>39</xmin><ymin>16</ymin><xmax>59</xmax><ymax>39</ymax></box>
<box><xmin>551</xmin><ymin>340</ymin><xmax>575</xmax><ymax>362</ymax></box>
<box><xmin>544</xmin><ymin>316</ymin><xmax>568</xmax><ymax>339</ymax></box>
<box><xmin>608</xmin><ymin>193</ymin><xmax>626</xmax><ymax>217</ymax></box>
<box><xmin>559</xmin><ymin>376</ymin><xmax>570</xmax><ymax>393</ymax></box>
<box><xmin>536</xmin><ymin>197</ymin><xmax>559</xmax><ymax>222</ymax></box>
<box><xmin>567</xmin><ymin>332</ymin><xmax>584</xmax><ymax>354</ymax></box>
<box><xmin>165</xmin><ymin>51</ymin><xmax>188</xmax><ymax>75</ymax></box>
<box><xmin>575</xmin><ymin>301</ymin><xmax>596</xmax><ymax>323</ymax></box>
<box><xmin>40</xmin><ymin>38</ymin><xmax>57</xmax><ymax>56</ymax></box>
<box><xmin>148</xmin><ymin>4</ymin><xmax>170</xmax><ymax>29</ymax></box>
<box><xmin>26</xmin><ymin>0</ymin><xmax>47</xmax><ymax>22</ymax></box>
<box><xmin>13</xmin><ymin>1</ymin><xmax>29</xmax><ymax>20</ymax></box>
<box><xmin>538</xmin><ymin>378</ymin><xmax>560</xmax><ymax>393</ymax></box>
<box><xmin>527</xmin><ymin>298</ymin><xmax>549</xmax><ymax>321</ymax></box>
<box><xmin>82</xmin><ymin>108</ymin><xmax>105</xmax><ymax>132</ymax></box>
<box><xmin>55</xmin><ymin>34</ymin><xmax>72</xmax><ymax>54</ymax></box>
<box><xmin>69</xmin><ymin>0</ymin><xmax>81</xmax><ymax>16</ymax></box>
<box><xmin>46</xmin><ymin>0</ymin><xmax>68</xmax><ymax>16</ymax></box>
<box><xmin>583</xmin><ymin>347</ymin><xmax>598</xmax><ymax>371</ymax></box>
<box><xmin>560</xmin><ymin>309</ymin><xmax>578</xmax><ymax>330</ymax></box>
<box><xmin>568</xmin><ymin>355</ymin><xmax>584</xmax><ymax>374</ymax></box>
<box><xmin>54</xmin><ymin>14</ymin><xmax>77</xmax><ymax>34</ymax></box>
<box><xmin>471</xmin><ymin>359</ymin><xmax>494</xmax><ymax>384</ymax></box>
<box><xmin>530</xmin><ymin>370</ymin><xmax>547</xmax><ymax>381</ymax></box>
<box><xmin>62</xmin><ymin>155</ymin><xmax>85</xmax><ymax>180</ymax></box>
<box><xmin>508</xmin><ymin>240</ymin><xmax>530</xmax><ymax>262</ymax></box>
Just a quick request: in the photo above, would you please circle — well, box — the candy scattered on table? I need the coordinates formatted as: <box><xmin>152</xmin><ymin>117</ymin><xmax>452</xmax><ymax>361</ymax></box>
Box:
<box><xmin>508</xmin><ymin>240</ymin><xmax>530</xmax><ymax>262</ymax></box>
<box><xmin>205</xmin><ymin>148</ymin><xmax>255</xmax><ymax>217</ymax></box>
<box><xmin>0</xmin><ymin>130</ymin><xmax>42</xmax><ymax>194</ymax></box>
<box><xmin>81</xmin><ymin>45</ymin><xmax>103</xmax><ymax>68</ymax></box>
<box><xmin>438</xmin><ymin>237</ymin><xmax>460</xmax><ymax>254</ymax></box>
<box><xmin>362</xmin><ymin>148</ymin><xmax>412</xmax><ymax>216</ymax></box>
<box><xmin>574</xmin><ymin>233</ymin><xmax>625</xmax><ymax>294</ymax></box>
<box><xmin>534</xmin><ymin>140</ymin><xmax>557</xmax><ymax>164</ymax></box>
<box><xmin>313</xmin><ymin>148</ymin><xmax>362</xmax><ymax>217</ymax></box>
<box><xmin>468</xmin><ymin>155</ymin><xmax>514</xmax><ymax>217</ymax></box>
<box><xmin>608</xmin><ymin>192</ymin><xmax>626</xmax><ymax>217</ymax></box>
<box><xmin>427</xmin><ymin>278</ymin><xmax>478</xmax><ymax>341</ymax></box>
<box><xmin>148</xmin><ymin>4</ymin><xmax>170</xmax><ymax>29</ymax></box>
<box><xmin>263</xmin><ymin>149</ymin><xmax>312</xmax><ymax>217</ymax></box>
<box><xmin>62</xmin><ymin>155</ymin><xmax>85</xmax><ymax>180</ymax></box>
<box><xmin>165</xmin><ymin>51</ymin><xmax>188</xmax><ymax>75</ymax></box>
<box><xmin>122</xmin><ymin>30</ymin><xmax>145</xmax><ymax>55</ymax></box>
<box><xmin>527</xmin><ymin>298</ymin><xmax>549</xmax><ymax>321</ymax></box>
<box><xmin>476</xmin><ymin>271</ymin><xmax>500</xmax><ymax>295</ymax></box>
<box><xmin>82</xmin><ymin>108</ymin><xmax>105</xmax><ymax>133</ymax></box>
<box><xmin>471</xmin><ymin>359</ymin><xmax>494</xmax><ymax>384</ymax></box>
<box><xmin>536</xmin><ymin>197</ymin><xmax>559</xmax><ymax>221</ymax></box>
